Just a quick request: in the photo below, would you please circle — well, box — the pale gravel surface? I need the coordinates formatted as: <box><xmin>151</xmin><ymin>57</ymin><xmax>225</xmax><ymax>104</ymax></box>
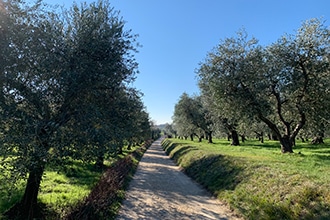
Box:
<box><xmin>116</xmin><ymin>138</ymin><xmax>242</xmax><ymax>220</ymax></box>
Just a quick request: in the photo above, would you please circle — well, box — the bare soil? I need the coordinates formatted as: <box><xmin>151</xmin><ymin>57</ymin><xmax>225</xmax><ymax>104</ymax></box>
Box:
<box><xmin>116</xmin><ymin>138</ymin><xmax>242</xmax><ymax>220</ymax></box>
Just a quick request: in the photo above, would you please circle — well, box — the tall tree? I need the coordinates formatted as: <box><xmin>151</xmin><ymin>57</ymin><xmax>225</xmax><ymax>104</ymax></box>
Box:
<box><xmin>0</xmin><ymin>0</ymin><xmax>141</xmax><ymax>218</ymax></box>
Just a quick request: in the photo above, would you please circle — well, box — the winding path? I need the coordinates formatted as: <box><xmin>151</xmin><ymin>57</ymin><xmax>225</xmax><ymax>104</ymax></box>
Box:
<box><xmin>116</xmin><ymin>138</ymin><xmax>241</xmax><ymax>220</ymax></box>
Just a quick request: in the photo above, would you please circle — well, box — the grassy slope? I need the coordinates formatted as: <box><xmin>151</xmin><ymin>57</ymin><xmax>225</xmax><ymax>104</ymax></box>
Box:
<box><xmin>162</xmin><ymin>138</ymin><xmax>330</xmax><ymax>220</ymax></box>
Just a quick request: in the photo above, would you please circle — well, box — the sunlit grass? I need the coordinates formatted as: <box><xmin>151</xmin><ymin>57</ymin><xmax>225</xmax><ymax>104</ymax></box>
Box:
<box><xmin>39</xmin><ymin>161</ymin><xmax>102</xmax><ymax>216</ymax></box>
<box><xmin>0</xmin><ymin>145</ymin><xmax>137</xmax><ymax>218</ymax></box>
<box><xmin>162</xmin><ymin>138</ymin><xmax>330</xmax><ymax>219</ymax></box>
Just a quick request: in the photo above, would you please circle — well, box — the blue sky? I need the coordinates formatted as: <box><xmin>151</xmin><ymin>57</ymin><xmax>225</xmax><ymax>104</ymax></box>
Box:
<box><xmin>45</xmin><ymin>0</ymin><xmax>329</xmax><ymax>124</ymax></box>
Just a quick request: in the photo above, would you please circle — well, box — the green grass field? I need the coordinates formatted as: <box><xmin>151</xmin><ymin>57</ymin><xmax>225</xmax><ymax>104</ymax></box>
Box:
<box><xmin>162</xmin><ymin>138</ymin><xmax>330</xmax><ymax>220</ymax></box>
<box><xmin>0</xmin><ymin>159</ymin><xmax>104</xmax><ymax>219</ymax></box>
<box><xmin>0</xmin><ymin>146</ymin><xmax>138</xmax><ymax>219</ymax></box>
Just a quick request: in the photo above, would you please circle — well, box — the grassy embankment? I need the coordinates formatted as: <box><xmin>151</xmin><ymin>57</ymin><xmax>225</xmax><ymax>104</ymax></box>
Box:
<box><xmin>0</xmin><ymin>140</ymin><xmax>152</xmax><ymax>219</ymax></box>
<box><xmin>162</xmin><ymin>138</ymin><xmax>330</xmax><ymax>220</ymax></box>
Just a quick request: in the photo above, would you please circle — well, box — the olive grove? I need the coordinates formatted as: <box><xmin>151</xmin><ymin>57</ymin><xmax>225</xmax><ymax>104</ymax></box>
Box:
<box><xmin>172</xmin><ymin>19</ymin><xmax>330</xmax><ymax>152</ymax></box>
<box><xmin>0</xmin><ymin>0</ymin><xmax>151</xmax><ymax>218</ymax></box>
<box><xmin>197</xmin><ymin>19</ymin><xmax>330</xmax><ymax>152</ymax></box>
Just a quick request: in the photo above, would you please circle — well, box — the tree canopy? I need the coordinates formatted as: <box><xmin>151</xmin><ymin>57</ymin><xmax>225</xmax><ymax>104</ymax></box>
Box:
<box><xmin>172</xmin><ymin>93</ymin><xmax>213</xmax><ymax>143</ymax></box>
<box><xmin>0</xmin><ymin>0</ymin><xmax>151</xmax><ymax>218</ymax></box>
<box><xmin>172</xmin><ymin>18</ymin><xmax>330</xmax><ymax>152</ymax></box>
<box><xmin>197</xmin><ymin>19</ymin><xmax>330</xmax><ymax>152</ymax></box>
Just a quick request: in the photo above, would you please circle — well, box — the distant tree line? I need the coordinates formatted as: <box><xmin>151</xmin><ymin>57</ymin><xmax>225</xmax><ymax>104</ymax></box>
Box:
<box><xmin>0</xmin><ymin>0</ymin><xmax>156</xmax><ymax>218</ymax></box>
<box><xmin>170</xmin><ymin>19</ymin><xmax>330</xmax><ymax>153</ymax></box>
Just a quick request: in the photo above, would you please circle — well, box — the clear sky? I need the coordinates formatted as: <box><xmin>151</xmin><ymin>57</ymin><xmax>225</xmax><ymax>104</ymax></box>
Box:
<box><xmin>44</xmin><ymin>0</ymin><xmax>329</xmax><ymax>124</ymax></box>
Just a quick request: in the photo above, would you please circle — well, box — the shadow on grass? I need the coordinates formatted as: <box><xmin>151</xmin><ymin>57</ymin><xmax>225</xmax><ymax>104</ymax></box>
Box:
<box><xmin>185</xmin><ymin>155</ymin><xmax>244</xmax><ymax>192</ymax></box>
<box><xmin>294</xmin><ymin>142</ymin><xmax>330</xmax><ymax>163</ymax></box>
<box><xmin>60</xmin><ymin>160</ymin><xmax>102</xmax><ymax>186</ymax></box>
<box><xmin>241</xmin><ymin>140</ymin><xmax>281</xmax><ymax>150</ymax></box>
<box><xmin>65</xmin><ymin>140</ymin><xmax>152</xmax><ymax>220</ymax></box>
<box><xmin>66</xmin><ymin>156</ymin><xmax>135</xmax><ymax>220</ymax></box>
<box><xmin>239</xmin><ymin>185</ymin><xmax>330</xmax><ymax>220</ymax></box>
<box><xmin>162</xmin><ymin>139</ymin><xmax>244</xmax><ymax>194</ymax></box>
<box><xmin>0</xmin><ymin>183</ymin><xmax>24</xmax><ymax>217</ymax></box>
<box><xmin>162</xmin><ymin>139</ymin><xmax>191</xmax><ymax>153</ymax></box>
<box><xmin>171</xmin><ymin>146</ymin><xmax>198</xmax><ymax>162</ymax></box>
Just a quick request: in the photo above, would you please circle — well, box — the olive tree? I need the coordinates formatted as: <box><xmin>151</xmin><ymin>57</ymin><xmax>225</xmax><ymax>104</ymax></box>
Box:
<box><xmin>172</xmin><ymin>93</ymin><xmax>213</xmax><ymax>142</ymax></box>
<box><xmin>0</xmin><ymin>0</ymin><xmax>141</xmax><ymax>218</ymax></box>
<box><xmin>199</xmin><ymin>90</ymin><xmax>241</xmax><ymax>145</ymax></box>
<box><xmin>197</xmin><ymin>19</ymin><xmax>330</xmax><ymax>153</ymax></box>
<box><xmin>163</xmin><ymin>123</ymin><xmax>177</xmax><ymax>138</ymax></box>
<box><xmin>172</xmin><ymin>93</ymin><xmax>197</xmax><ymax>140</ymax></box>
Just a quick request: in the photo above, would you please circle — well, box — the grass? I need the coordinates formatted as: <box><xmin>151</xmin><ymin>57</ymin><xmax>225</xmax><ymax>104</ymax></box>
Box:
<box><xmin>162</xmin><ymin>138</ymin><xmax>330</xmax><ymax>220</ymax></box>
<box><xmin>0</xmin><ymin>159</ymin><xmax>103</xmax><ymax>219</ymax></box>
<box><xmin>66</xmin><ymin>140</ymin><xmax>152</xmax><ymax>219</ymax></box>
<box><xmin>0</xmin><ymin>141</ymin><xmax>152</xmax><ymax>219</ymax></box>
<box><xmin>39</xmin><ymin>160</ymin><xmax>103</xmax><ymax>218</ymax></box>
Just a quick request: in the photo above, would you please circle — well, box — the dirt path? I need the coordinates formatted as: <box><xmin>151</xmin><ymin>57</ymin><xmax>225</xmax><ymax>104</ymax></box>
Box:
<box><xmin>116</xmin><ymin>138</ymin><xmax>242</xmax><ymax>220</ymax></box>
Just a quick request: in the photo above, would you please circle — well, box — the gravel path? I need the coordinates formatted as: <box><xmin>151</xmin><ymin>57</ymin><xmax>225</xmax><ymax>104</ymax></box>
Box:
<box><xmin>116</xmin><ymin>138</ymin><xmax>242</xmax><ymax>220</ymax></box>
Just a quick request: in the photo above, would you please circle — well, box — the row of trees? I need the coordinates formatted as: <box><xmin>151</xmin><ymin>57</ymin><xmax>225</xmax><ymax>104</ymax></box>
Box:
<box><xmin>171</xmin><ymin>19</ymin><xmax>330</xmax><ymax>153</ymax></box>
<box><xmin>0</xmin><ymin>0</ymin><xmax>155</xmax><ymax>218</ymax></box>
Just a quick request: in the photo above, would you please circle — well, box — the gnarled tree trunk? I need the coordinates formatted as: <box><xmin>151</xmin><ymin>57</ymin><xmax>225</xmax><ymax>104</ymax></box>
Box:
<box><xmin>231</xmin><ymin>130</ymin><xmax>240</xmax><ymax>146</ymax></box>
<box><xmin>279</xmin><ymin>135</ymin><xmax>294</xmax><ymax>153</ymax></box>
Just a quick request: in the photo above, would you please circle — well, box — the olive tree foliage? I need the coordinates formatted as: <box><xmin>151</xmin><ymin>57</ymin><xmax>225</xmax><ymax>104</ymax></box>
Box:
<box><xmin>266</xmin><ymin>19</ymin><xmax>330</xmax><ymax>144</ymax></box>
<box><xmin>0</xmin><ymin>0</ymin><xmax>146</xmax><ymax>218</ymax></box>
<box><xmin>116</xmin><ymin>88</ymin><xmax>151</xmax><ymax>151</ymax></box>
<box><xmin>172</xmin><ymin>93</ymin><xmax>197</xmax><ymax>140</ymax></box>
<box><xmin>199</xmin><ymin>91</ymin><xmax>241</xmax><ymax>145</ymax></box>
<box><xmin>163</xmin><ymin>123</ymin><xmax>177</xmax><ymax>138</ymax></box>
<box><xmin>201</xmin><ymin>89</ymin><xmax>267</xmax><ymax>144</ymax></box>
<box><xmin>62</xmin><ymin>87</ymin><xmax>150</xmax><ymax>168</ymax></box>
<box><xmin>197</xmin><ymin>19</ymin><xmax>330</xmax><ymax>153</ymax></box>
<box><xmin>149</xmin><ymin>121</ymin><xmax>161</xmax><ymax>140</ymax></box>
<box><xmin>172</xmin><ymin>92</ymin><xmax>213</xmax><ymax>143</ymax></box>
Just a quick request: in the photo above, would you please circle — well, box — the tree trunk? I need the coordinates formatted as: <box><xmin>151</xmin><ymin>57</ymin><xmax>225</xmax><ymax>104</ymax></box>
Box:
<box><xmin>190</xmin><ymin>134</ymin><xmax>194</xmax><ymax>141</ymax></box>
<box><xmin>117</xmin><ymin>141</ymin><xmax>124</xmax><ymax>155</ymax></box>
<box><xmin>227</xmin><ymin>133</ymin><xmax>231</xmax><ymax>141</ymax></box>
<box><xmin>311</xmin><ymin>136</ymin><xmax>324</xmax><ymax>144</ymax></box>
<box><xmin>240</xmin><ymin>134</ymin><xmax>246</xmax><ymax>142</ymax></box>
<box><xmin>20</xmin><ymin>164</ymin><xmax>45</xmax><ymax>219</ymax></box>
<box><xmin>231</xmin><ymin>130</ymin><xmax>240</xmax><ymax>146</ymax></box>
<box><xmin>207</xmin><ymin>131</ymin><xmax>213</xmax><ymax>144</ymax></box>
<box><xmin>271</xmin><ymin>130</ymin><xmax>279</xmax><ymax>140</ymax></box>
<box><xmin>280</xmin><ymin>136</ymin><xmax>294</xmax><ymax>153</ymax></box>
<box><xmin>254</xmin><ymin>131</ymin><xmax>264</xmax><ymax>143</ymax></box>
